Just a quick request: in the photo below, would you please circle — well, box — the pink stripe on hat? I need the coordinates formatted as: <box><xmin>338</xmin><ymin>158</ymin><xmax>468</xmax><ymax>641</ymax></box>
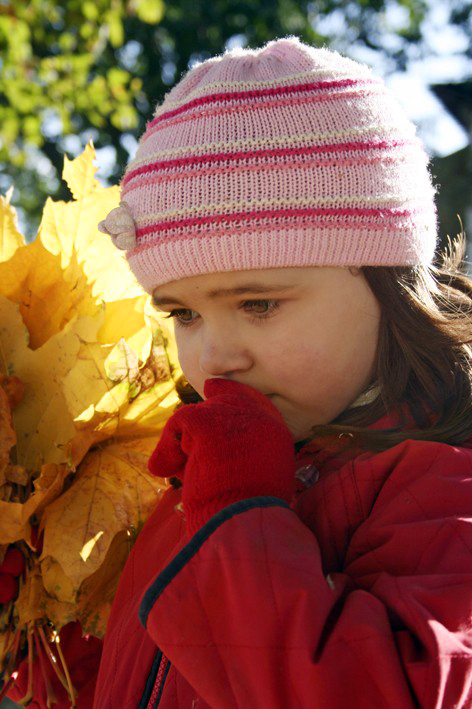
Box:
<box><xmin>113</xmin><ymin>36</ymin><xmax>437</xmax><ymax>292</ymax></box>
<box><xmin>144</xmin><ymin>77</ymin><xmax>381</xmax><ymax>131</ymax></box>
<box><xmin>122</xmin><ymin>139</ymin><xmax>412</xmax><ymax>188</ymax></box>
<box><xmin>136</xmin><ymin>206</ymin><xmax>419</xmax><ymax>238</ymax></box>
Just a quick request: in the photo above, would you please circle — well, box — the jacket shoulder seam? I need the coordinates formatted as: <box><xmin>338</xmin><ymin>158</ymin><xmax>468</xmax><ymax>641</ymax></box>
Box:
<box><xmin>139</xmin><ymin>496</ymin><xmax>290</xmax><ymax>628</ymax></box>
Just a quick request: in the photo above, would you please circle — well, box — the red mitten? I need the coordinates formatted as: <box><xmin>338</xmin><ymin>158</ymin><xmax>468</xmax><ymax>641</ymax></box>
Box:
<box><xmin>148</xmin><ymin>378</ymin><xmax>296</xmax><ymax>537</ymax></box>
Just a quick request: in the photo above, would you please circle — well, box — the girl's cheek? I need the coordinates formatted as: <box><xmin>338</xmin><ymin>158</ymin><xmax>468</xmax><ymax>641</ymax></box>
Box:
<box><xmin>176</xmin><ymin>348</ymin><xmax>204</xmax><ymax>395</ymax></box>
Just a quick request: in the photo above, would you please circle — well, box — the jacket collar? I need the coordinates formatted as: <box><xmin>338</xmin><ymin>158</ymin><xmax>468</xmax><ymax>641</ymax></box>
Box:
<box><xmin>293</xmin><ymin>403</ymin><xmax>419</xmax><ymax>469</ymax></box>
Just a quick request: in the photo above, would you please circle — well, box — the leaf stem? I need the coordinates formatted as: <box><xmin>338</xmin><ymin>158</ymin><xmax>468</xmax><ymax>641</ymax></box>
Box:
<box><xmin>36</xmin><ymin>624</ymin><xmax>73</xmax><ymax>699</ymax></box>
<box><xmin>54</xmin><ymin>630</ymin><xmax>77</xmax><ymax>707</ymax></box>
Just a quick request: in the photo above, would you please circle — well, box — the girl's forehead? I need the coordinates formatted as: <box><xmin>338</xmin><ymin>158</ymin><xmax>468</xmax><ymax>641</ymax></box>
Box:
<box><xmin>151</xmin><ymin>266</ymin><xmax>359</xmax><ymax>305</ymax></box>
<box><xmin>152</xmin><ymin>267</ymin><xmax>304</xmax><ymax>300</ymax></box>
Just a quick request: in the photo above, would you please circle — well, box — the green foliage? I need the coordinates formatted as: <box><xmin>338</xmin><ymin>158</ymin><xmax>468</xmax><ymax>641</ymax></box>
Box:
<box><xmin>0</xmin><ymin>1</ymin><xmax>146</xmax><ymax>150</ymax></box>
<box><xmin>0</xmin><ymin>0</ymin><xmax>469</xmax><ymax>238</ymax></box>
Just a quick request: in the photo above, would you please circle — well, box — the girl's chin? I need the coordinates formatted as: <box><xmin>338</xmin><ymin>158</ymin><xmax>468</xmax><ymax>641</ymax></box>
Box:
<box><xmin>280</xmin><ymin>415</ymin><xmax>315</xmax><ymax>443</ymax></box>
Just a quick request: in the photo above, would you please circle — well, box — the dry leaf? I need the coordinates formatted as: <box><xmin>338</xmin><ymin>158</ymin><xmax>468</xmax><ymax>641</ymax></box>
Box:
<box><xmin>0</xmin><ymin>236</ymin><xmax>98</xmax><ymax>350</ymax></box>
<box><xmin>0</xmin><ymin>384</ymin><xmax>15</xmax><ymax>484</ymax></box>
<box><xmin>40</xmin><ymin>144</ymin><xmax>143</xmax><ymax>302</ymax></box>
<box><xmin>76</xmin><ymin>529</ymin><xmax>132</xmax><ymax>637</ymax></box>
<box><xmin>0</xmin><ymin>186</ymin><xmax>24</xmax><ymax>262</ymax></box>
<box><xmin>16</xmin><ymin>563</ymin><xmax>47</xmax><ymax>627</ymax></box>
<box><xmin>41</xmin><ymin>557</ymin><xmax>76</xmax><ymax>604</ymax></box>
<box><xmin>40</xmin><ymin>436</ymin><xmax>169</xmax><ymax>590</ymax></box>
<box><xmin>0</xmin><ymin>295</ymin><xmax>104</xmax><ymax>471</ymax></box>
<box><xmin>40</xmin><ymin>594</ymin><xmax>77</xmax><ymax>633</ymax></box>
<box><xmin>104</xmin><ymin>338</ymin><xmax>140</xmax><ymax>383</ymax></box>
<box><xmin>62</xmin><ymin>142</ymin><xmax>101</xmax><ymax>200</ymax></box>
<box><xmin>0</xmin><ymin>143</ymin><xmax>182</xmax><ymax>672</ymax></box>
<box><xmin>0</xmin><ymin>374</ymin><xmax>25</xmax><ymax>410</ymax></box>
<box><xmin>0</xmin><ymin>464</ymin><xmax>68</xmax><ymax>544</ymax></box>
<box><xmin>5</xmin><ymin>465</ymin><xmax>29</xmax><ymax>486</ymax></box>
<box><xmin>96</xmin><ymin>294</ymin><xmax>148</xmax><ymax>345</ymax></box>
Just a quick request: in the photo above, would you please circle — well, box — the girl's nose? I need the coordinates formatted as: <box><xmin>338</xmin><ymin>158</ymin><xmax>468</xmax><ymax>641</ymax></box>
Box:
<box><xmin>198</xmin><ymin>328</ymin><xmax>252</xmax><ymax>377</ymax></box>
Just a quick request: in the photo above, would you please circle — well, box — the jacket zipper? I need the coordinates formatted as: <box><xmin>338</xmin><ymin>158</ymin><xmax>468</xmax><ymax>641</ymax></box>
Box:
<box><xmin>146</xmin><ymin>651</ymin><xmax>170</xmax><ymax>708</ymax></box>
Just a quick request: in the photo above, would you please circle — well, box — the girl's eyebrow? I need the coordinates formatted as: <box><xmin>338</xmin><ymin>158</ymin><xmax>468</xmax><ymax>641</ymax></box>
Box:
<box><xmin>152</xmin><ymin>283</ymin><xmax>295</xmax><ymax>307</ymax></box>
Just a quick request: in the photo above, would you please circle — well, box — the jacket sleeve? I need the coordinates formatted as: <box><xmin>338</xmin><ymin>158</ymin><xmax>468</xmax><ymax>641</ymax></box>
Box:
<box><xmin>139</xmin><ymin>444</ymin><xmax>472</xmax><ymax>708</ymax></box>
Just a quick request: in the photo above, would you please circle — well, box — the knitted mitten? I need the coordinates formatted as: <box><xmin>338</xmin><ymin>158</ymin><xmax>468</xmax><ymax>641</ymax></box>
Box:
<box><xmin>148</xmin><ymin>378</ymin><xmax>296</xmax><ymax>537</ymax></box>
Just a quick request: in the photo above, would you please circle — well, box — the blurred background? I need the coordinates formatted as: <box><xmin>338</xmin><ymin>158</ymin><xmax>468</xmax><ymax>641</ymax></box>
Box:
<box><xmin>0</xmin><ymin>0</ymin><xmax>471</xmax><ymax>259</ymax></box>
<box><xmin>0</xmin><ymin>3</ymin><xmax>471</xmax><ymax>707</ymax></box>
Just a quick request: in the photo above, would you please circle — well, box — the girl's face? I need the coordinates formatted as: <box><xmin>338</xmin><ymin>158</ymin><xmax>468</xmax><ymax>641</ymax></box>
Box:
<box><xmin>152</xmin><ymin>267</ymin><xmax>381</xmax><ymax>442</ymax></box>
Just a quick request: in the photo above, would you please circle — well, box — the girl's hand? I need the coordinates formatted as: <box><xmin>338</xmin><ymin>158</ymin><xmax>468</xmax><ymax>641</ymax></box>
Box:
<box><xmin>148</xmin><ymin>378</ymin><xmax>296</xmax><ymax>537</ymax></box>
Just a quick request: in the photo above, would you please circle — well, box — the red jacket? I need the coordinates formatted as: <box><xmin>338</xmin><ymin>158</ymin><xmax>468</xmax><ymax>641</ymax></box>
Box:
<box><xmin>93</xmin><ymin>432</ymin><xmax>472</xmax><ymax>708</ymax></box>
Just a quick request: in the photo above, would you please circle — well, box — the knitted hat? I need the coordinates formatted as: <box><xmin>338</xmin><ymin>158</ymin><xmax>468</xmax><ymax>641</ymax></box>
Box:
<box><xmin>99</xmin><ymin>36</ymin><xmax>437</xmax><ymax>292</ymax></box>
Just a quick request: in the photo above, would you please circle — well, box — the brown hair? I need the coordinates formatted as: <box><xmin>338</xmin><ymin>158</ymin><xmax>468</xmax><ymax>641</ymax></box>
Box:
<box><xmin>312</xmin><ymin>235</ymin><xmax>472</xmax><ymax>451</ymax></box>
<box><xmin>175</xmin><ymin>235</ymin><xmax>472</xmax><ymax>453</ymax></box>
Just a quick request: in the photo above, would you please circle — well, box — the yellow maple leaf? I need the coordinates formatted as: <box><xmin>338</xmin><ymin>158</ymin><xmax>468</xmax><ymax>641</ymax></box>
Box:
<box><xmin>0</xmin><ymin>295</ymin><xmax>103</xmax><ymax>472</ymax></box>
<box><xmin>0</xmin><ymin>186</ymin><xmax>24</xmax><ymax>262</ymax></box>
<box><xmin>0</xmin><ymin>143</ymin><xmax>184</xmax><ymax>672</ymax></box>
<box><xmin>76</xmin><ymin>529</ymin><xmax>132</xmax><ymax>637</ymax></box>
<box><xmin>0</xmin><ymin>464</ymin><xmax>68</xmax><ymax>545</ymax></box>
<box><xmin>40</xmin><ymin>435</ymin><xmax>169</xmax><ymax>591</ymax></box>
<box><xmin>0</xmin><ymin>234</ymin><xmax>99</xmax><ymax>350</ymax></box>
<box><xmin>96</xmin><ymin>294</ymin><xmax>149</xmax><ymax>345</ymax></box>
<box><xmin>39</xmin><ymin>141</ymin><xmax>143</xmax><ymax>302</ymax></box>
<box><xmin>62</xmin><ymin>142</ymin><xmax>101</xmax><ymax>199</ymax></box>
<box><xmin>63</xmin><ymin>301</ymin><xmax>181</xmax><ymax>464</ymax></box>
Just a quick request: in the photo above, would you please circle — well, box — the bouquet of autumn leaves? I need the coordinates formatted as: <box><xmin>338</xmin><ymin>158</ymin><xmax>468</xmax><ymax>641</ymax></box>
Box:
<box><xmin>0</xmin><ymin>144</ymin><xmax>182</xmax><ymax>705</ymax></box>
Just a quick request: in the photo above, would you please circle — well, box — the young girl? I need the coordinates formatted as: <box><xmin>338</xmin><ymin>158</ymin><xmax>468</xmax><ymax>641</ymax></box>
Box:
<box><xmin>94</xmin><ymin>36</ymin><xmax>472</xmax><ymax>707</ymax></box>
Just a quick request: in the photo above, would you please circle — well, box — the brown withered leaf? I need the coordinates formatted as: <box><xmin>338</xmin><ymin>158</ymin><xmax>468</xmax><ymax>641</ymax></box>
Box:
<box><xmin>5</xmin><ymin>464</ymin><xmax>29</xmax><ymax>486</ymax></box>
<box><xmin>15</xmin><ymin>560</ymin><xmax>77</xmax><ymax>632</ymax></box>
<box><xmin>0</xmin><ymin>374</ymin><xmax>25</xmax><ymax>410</ymax></box>
<box><xmin>40</xmin><ymin>594</ymin><xmax>77</xmax><ymax>633</ymax></box>
<box><xmin>0</xmin><ymin>384</ymin><xmax>15</xmax><ymax>485</ymax></box>
<box><xmin>40</xmin><ymin>436</ymin><xmax>169</xmax><ymax>591</ymax></box>
<box><xmin>76</xmin><ymin>529</ymin><xmax>132</xmax><ymax>637</ymax></box>
<box><xmin>0</xmin><ymin>628</ymin><xmax>16</xmax><ymax>675</ymax></box>
<box><xmin>41</xmin><ymin>557</ymin><xmax>76</xmax><ymax>604</ymax></box>
<box><xmin>104</xmin><ymin>338</ymin><xmax>140</xmax><ymax>383</ymax></box>
<box><xmin>33</xmin><ymin>463</ymin><xmax>67</xmax><ymax>492</ymax></box>
<box><xmin>16</xmin><ymin>563</ymin><xmax>47</xmax><ymax>627</ymax></box>
<box><xmin>0</xmin><ymin>464</ymin><xmax>68</xmax><ymax>545</ymax></box>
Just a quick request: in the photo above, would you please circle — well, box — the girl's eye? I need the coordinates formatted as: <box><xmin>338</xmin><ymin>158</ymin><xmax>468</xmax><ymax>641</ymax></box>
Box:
<box><xmin>162</xmin><ymin>300</ymin><xmax>280</xmax><ymax>328</ymax></box>
<box><xmin>242</xmin><ymin>299</ymin><xmax>280</xmax><ymax>320</ymax></box>
<box><xmin>162</xmin><ymin>309</ymin><xmax>197</xmax><ymax>327</ymax></box>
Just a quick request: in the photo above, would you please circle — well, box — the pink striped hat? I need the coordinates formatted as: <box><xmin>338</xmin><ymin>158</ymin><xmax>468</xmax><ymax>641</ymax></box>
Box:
<box><xmin>104</xmin><ymin>36</ymin><xmax>437</xmax><ymax>292</ymax></box>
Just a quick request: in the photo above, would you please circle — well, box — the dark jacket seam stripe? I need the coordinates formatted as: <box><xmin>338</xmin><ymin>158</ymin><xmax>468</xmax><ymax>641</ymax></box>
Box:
<box><xmin>137</xmin><ymin>649</ymin><xmax>163</xmax><ymax>708</ymax></box>
<box><xmin>154</xmin><ymin>658</ymin><xmax>172</xmax><ymax>708</ymax></box>
<box><xmin>139</xmin><ymin>496</ymin><xmax>290</xmax><ymax>628</ymax></box>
